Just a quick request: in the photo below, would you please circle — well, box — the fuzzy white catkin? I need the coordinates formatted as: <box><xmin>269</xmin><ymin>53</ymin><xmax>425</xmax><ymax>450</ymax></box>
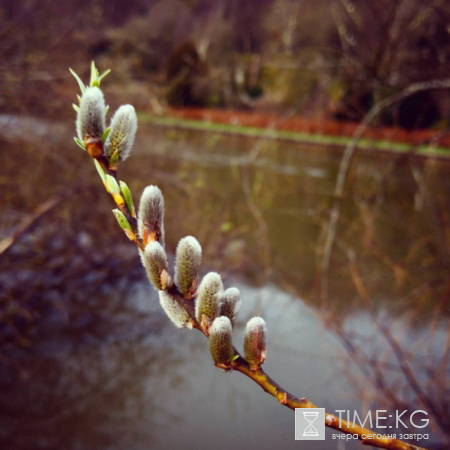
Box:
<box><xmin>143</xmin><ymin>241</ymin><xmax>168</xmax><ymax>290</ymax></box>
<box><xmin>209</xmin><ymin>316</ymin><xmax>234</xmax><ymax>367</ymax></box>
<box><xmin>244</xmin><ymin>317</ymin><xmax>267</xmax><ymax>370</ymax></box>
<box><xmin>195</xmin><ymin>272</ymin><xmax>223</xmax><ymax>323</ymax></box>
<box><xmin>218</xmin><ymin>287</ymin><xmax>241</xmax><ymax>328</ymax></box>
<box><xmin>76</xmin><ymin>87</ymin><xmax>105</xmax><ymax>141</ymax></box>
<box><xmin>175</xmin><ymin>236</ymin><xmax>202</xmax><ymax>297</ymax></box>
<box><xmin>159</xmin><ymin>291</ymin><xmax>192</xmax><ymax>329</ymax></box>
<box><xmin>138</xmin><ymin>185</ymin><xmax>165</xmax><ymax>247</ymax></box>
<box><xmin>105</xmin><ymin>104</ymin><xmax>137</xmax><ymax>161</ymax></box>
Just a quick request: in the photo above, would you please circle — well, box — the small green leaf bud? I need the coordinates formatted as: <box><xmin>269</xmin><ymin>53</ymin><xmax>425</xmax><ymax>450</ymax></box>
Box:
<box><xmin>244</xmin><ymin>317</ymin><xmax>267</xmax><ymax>370</ymax></box>
<box><xmin>90</xmin><ymin>61</ymin><xmax>99</xmax><ymax>87</ymax></box>
<box><xmin>106</xmin><ymin>175</ymin><xmax>120</xmax><ymax>194</ymax></box>
<box><xmin>94</xmin><ymin>159</ymin><xmax>106</xmax><ymax>183</ymax></box>
<box><xmin>112</xmin><ymin>209</ymin><xmax>132</xmax><ymax>231</ymax></box>
<box><xmin>218</xmin><ymin>287</ymin><xmax>241</xmax><ymax>328</ymax></box>
<box><xmin>76</xmin><ymin>87</ymin><xmax>105</xmax><ymax>142</ymax></box>
<box><xmin>143</xmin><ymin>241</ymin><xmax>169</xmax><ymax>291</ymax></box>
<box><xmin>69</xmin><ymin>68</ymin><xmax>86</xmax><ymax>94</ymax></box>
<box><xmin>195</xmin><ymin>272</ymin><xmax>223</xmax><ymax>326</ymax></box>
<box><xmin>175</xmin><ymin>236</ymin><xmax>202</xmax><ymax>298</ymax></box>
<box><xmin>106</xmin><ymin>175</ymin><xmax>124</xmax><ymax>207</ymax></box>
<box><xmin>105</xmin><ymin>105</ymin><xmax>137</xmax><ymax>163</ymax></box>
<box><xmin>209</xmin><ymin>316</ymin><xmax>234</xmax><ymax>370</ymax></box>
<box><xmin>98</xmin><ymin>69</ymin><xmax>111</xmax><ymax>85</ymax></box>
<box><xmin>119</xmin><ymin>181</ymin><xmax>136</xmax><ymax>218</ymax></box>
<box><xmin>101</xmin><ymin>127</ymin><xmax>111</xmax><ymax>143</ymax></box>
<box><xmin>138</xmin><ymin>186</ymin><xmax>165</xmax><ymax>247</ymax></box>
<box><xmin>159</xmin><ymin>291</ymin><xmax>193</xmax><ymax>329</ymax></box>
<box><xmin>74</xmin><ymin>137</ymin><xmax>85</xmax><ymax>150</ymax></box>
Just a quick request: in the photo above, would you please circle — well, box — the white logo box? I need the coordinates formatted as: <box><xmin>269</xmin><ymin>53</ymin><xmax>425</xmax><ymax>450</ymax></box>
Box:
<box><xmin>295</xmin><ymin>408</ymin><xmax>326</xmax><ymax>441</ymax></box>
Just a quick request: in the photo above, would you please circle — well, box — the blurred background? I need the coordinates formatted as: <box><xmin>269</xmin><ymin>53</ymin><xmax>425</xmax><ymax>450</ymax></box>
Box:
<box><xmin>1</xmin><ymin>1</ymin><xmax>450</xmax><ymax>449</ymax></box>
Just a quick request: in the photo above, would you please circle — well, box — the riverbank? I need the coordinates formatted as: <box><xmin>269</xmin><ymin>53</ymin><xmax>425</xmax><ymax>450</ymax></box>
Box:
<box><xmin>141</xmin><ymin>108</ymin><xmax>450</xmax><ymax>158</ymax></box>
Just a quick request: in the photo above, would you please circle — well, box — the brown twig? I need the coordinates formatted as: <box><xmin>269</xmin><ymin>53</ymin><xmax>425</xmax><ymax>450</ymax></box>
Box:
<box><xmin>232</xmin><ymin>353</ymin><xmax>427</xmax><ymax>450</ymax></box>
<box><xmin>347</xmin><ymin>249</ymin><xmax>448</xmax><ymax>439</ymax></box>
<box><xmin>320</xmin><ymin>77</ymin><xmax>450</xmax><ymax>302</ymax></box>
<box><xmin>0</xmin><ymin>194</ymin><xmax>65</xmax><ymax>257</ymax></box>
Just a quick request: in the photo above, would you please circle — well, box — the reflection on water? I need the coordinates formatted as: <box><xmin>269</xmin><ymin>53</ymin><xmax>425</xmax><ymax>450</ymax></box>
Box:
<box><xmin>0</xmin><ymin>116</ymin><xmax>449</xmax><ymax>449</ymax></box>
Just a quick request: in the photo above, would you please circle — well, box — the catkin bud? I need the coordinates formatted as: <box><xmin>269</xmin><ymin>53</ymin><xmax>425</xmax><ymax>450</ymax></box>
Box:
<box><xmin>105</xmin><ymin>105</ymin><xmax>137</xmax><ymax>162</ymax></box>
<box><xmin>218</xmin><ymin>287</ymin><xmax>241</xmax><ymax>328</ymax></box>
<box><xmin>175</xmin><ymin>236</ymin><xmax>202</xmax><ymax>298</ymax></box>
<box><xmin>76</xmin><ymin>87</ymin><xmax>106</xmax><ymax>142</ymax></box>
<box><xmin>209</xmin><ymin>316</ymin><xmax>234</xmax><ymax>370</ymax></box>
<box><xmin>195</xmin><ymin>272</ymin><xmax>223</xmax><ymax>325</ymax></box>
<box><xmin>159</xmin><ymin>291</ymin><xmax>193</xmax><ymax>329</ymax></box>
<box><xmin>138</xmin><ymin>186</ymin><xmax>165</xmax><ymax>247</ymax></box>
<box><xmin>244</xmin><ymin>317</ymin><xmax>267</xmax><ymax>370</ymax></box>
<box><xmin>143</xmin><ymin>241</ymin><xmax>169</xmax><ymax>290</ymax></box>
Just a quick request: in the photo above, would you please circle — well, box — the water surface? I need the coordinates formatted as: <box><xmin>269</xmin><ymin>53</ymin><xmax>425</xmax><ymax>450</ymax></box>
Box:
<box><xmin>0</xmin><ymin>115</ymin><xmax>449</xmax><ymax>449</ymax></box>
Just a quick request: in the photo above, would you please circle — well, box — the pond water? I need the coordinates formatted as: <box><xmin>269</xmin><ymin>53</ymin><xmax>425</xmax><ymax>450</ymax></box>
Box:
<box><xmin>0</xmin><ymin>115</ymin><xmax>449</xmax><ymax>450</ymax></box>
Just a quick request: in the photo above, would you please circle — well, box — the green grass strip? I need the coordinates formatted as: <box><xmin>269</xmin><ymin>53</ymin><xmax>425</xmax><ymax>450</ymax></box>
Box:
<box><xmin>139</xmin><ymin>113</ymin><xmax>450</xmax><ymax>158</ymax></box>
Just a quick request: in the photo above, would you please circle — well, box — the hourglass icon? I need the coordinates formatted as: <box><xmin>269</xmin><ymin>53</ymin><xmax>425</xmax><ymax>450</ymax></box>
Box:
<box><xmin>302</xmin><ymin>411</ymin><xmax>319</xmax><ymax>437</ymax></box>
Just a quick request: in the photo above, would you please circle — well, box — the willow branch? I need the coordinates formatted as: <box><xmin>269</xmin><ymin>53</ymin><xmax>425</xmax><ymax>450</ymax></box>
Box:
<box><xmin>0</xmin><ymin>195</ymin><xmax>64</xmax><ymax>257</ymax></box>
<box><xmin>232</xmin><ymin>354</ymin><xmax>428</xmax><ymax>450</ymax></box>
<box><xmin>93</xmin><ymin>132</ymin><xmax>430</xmax><ymax>450</ymax></box>
<box><xmin>74</xmin><ymin>65</ymin><xmax>431</xmax><ymax>450</ymax></box>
